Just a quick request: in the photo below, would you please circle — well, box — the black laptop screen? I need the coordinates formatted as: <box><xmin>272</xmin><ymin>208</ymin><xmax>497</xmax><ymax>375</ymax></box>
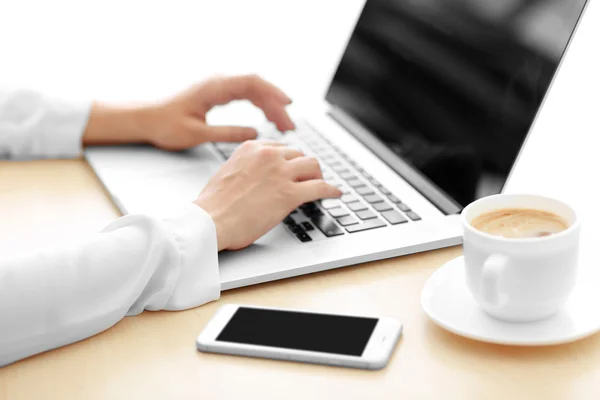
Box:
<box><xmin>326</xmin><ymin>0</ymin><xmax>587</xmax><ymax>208</ymax></box>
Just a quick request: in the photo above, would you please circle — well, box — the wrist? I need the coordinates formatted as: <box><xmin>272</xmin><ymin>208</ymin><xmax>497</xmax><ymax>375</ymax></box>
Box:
<box><xmin>135</xmin><ymin>103</ymin><xmax>168</xmax><ymax>145</ymax></box>
<box><xmin>83</xmin><ymin>103</ymin><xmax>153</xmax><ymax>145</ymax></box>
<box><xmin>193</xmin><ymin>200</ymin><xmax>230</xmax><ymax>251</ymax></box>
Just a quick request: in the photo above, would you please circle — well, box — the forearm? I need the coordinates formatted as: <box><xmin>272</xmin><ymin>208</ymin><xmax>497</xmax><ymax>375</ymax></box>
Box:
<box><xmin>82</xmin><ymin>103</ymin><xmax>157</xmax><ymax>146</ymax></box>
<box><xmin>0</xmin><ymin>204</ymin><xmax>220</xmax><ymax>367</ymax></box>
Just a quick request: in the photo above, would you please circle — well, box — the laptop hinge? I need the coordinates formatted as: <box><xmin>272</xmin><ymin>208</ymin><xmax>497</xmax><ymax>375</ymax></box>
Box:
<box><xmin>327</xmin><ymin>106</ymin><xmax>462</xmax><ymax>215</ymax></box>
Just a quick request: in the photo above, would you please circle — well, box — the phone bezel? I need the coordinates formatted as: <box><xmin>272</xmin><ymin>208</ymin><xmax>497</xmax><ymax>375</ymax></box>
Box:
<box><xmin>196</xmin><ymin>304</ymin><xmax>402</xmax><ymax>370</ymax></box>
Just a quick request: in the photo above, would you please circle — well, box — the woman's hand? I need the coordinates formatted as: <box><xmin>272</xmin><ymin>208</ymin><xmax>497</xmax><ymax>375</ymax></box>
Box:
<box><xmin>194</xmin><ymin>140</ymin><xmax>342</xmax><ymax>251</ymax></box>
<box><xmin>82</xmin><ymin>75</ymin><xmax>295</xmax><ymax>150</ymax></box>
<box><xmin>147</xmin><ymin>75</ymin><xmax>295</xmax><ymax>150</ymax></box>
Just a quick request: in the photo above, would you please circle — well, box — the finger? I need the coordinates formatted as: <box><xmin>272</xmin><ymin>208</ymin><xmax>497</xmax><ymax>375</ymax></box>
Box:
<box><xmin>202</xmin><ymin>74</ymin><xmax>290</xmax><ymax>108</ymax></box>
<box><xmin>261</xmin><ymin>100</ymin><xmax>296</xmax><ymax>132</ymax></box>
<box><xmin>287</xmin><ymin>157</ymin><xmax>323</xmax><ymax>181</ymax></box>
<box><xmin>295</xmin><ymin>180</ymin><xmax>343</xmax><ymax>204</ymax></box>
<box><xmin>227</xmin><ymin>74</ymin><xmax>292</xmax><ymax>105</ymax></box>
<box><xmin>254</xmin><ymin>139</ymin><xmax>285</xmax><ymax>147</ymax></box>
<box><xmin>201</xmin><ymin>75</ymin><xmax>295</xmax><ymax>131</ymax></box>
<box><xmin>200</xmin><ymin>125</ymin><xmax>258</xmax><ymax>143</ymax></box>
<box><xmin>279</xmin><ymin>147</ymin><xmax>304</xmax><ymax>160</ymax></box>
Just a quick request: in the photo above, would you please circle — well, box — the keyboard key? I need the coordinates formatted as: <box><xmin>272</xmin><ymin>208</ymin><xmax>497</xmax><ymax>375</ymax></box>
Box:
<box><xmin>341</xmin><ymin>194</ymin><xmax>358</xmax><ymax>203</ymax></box>
<box><xmin>340</xmin><ymin>171</ymin><xmax>356</xmax><ymax>180</ymax></box>
<box><xmin>356</xmin><ymin>209</ymin><xmax>377</xmax><ymax>220</ymax></box>
<box><xmin>373</xmin><ymin>202</ymin><xmax>393</xmax><ymax>212</ymax></box>
<box><xmin>301</xmin><ymin>221</ymin><xmax>315</xmax><ymax>231</ymax></box>
<box><xmin>364</xmin><ymin>194</ymin><xmax>384</xmax><ymax>204</ymax></box>
<box><xmin>303</xmin><ymin>140</ymin><xmax>321</xmax><ymax>147</ymax></box>
<box><xmin>388</xmin><ymin>195</ymin><xmax>401</xmax><ymax>203</ymax></box>
<box><xmin>300</xmin><ymin>202</ymin><xmax>317</xmax><ymax>210</ymax></box>
<box><xmin>332</xmin><ymin>183</ymin><xmax>349</xmax><ymax>194</ymax></box>
<box><xmin>290</xmin><ymin>209</ymin><xmax>298</xmax><ymax>214</ymax></box>
<box><xmin>332</xmin><ymin>165</ymin><xmax>349</xmax><ymax>173</ymax></box>
<box><xmin>302</xmin><ymin>207</ymin><xmax>324</xmax><ymax>218</ymax></box>
<box><xmin>289</xmin><ymin>224</ymin><xmax>304</xmax><ymax>234</ymax></box>
<box><xmin>356</xmin><ymin>186</ymin><xmax>374</xmax><ymax>196</ymax></box>
<box><xmin>311</xmin><ymin>215</ymin><xmax>345</xmax><ymax>237</ymax></box>
<box><xmin>296</xmin><ymin>232</ymin><xmax>312</xmax><ymax>242</ymax></box>
<box><xmin>380</xmin><ymin>187</ymin><xmax>392</xmax><ymax>195</ymax></box>
<box><xmin>369</xmin><ymin>178</ymin><xmax>382</xmax><ymax>187</ymax></box>
<box><xmin>321</xmin><ymin>199</ymin><xmax>342</xmax><ymax>209</ymax></box>
<box><xmin>397</xmin><ymin>203</ymin><xmax>411</xmax><ymax>212</ymax></box>
<box><xmin>348</xmin><ymin>201</ymin><xmax>368</xmax><ymax>212</ymax></box>
<box><xmin>346</xmin><ymin>218</ymin><xmax>386</xmax><ymax>233</ymax></box>
<box><xmin>347</xmin><ymin>178</ymin><xmax>366</xmax><ymax>188</ymax></box>
<box><xmin>326</xmin><ymin>160</ymin><xmax>342</xmax><ymax>167</ymax></box>
<box><xmin>407</xmin><ymin>211</ymin><xmax>421</xmax><ymax>221</ymax></box>
<box><xmin>283</xmin><ymin>216</ymin><xmax>296</xmax><ymax>226</ymax></box>
<box><xmin>362</xmin><ymin>171</ymin><xmax>372</xmax><ymax>179</ymax></box>
<box><xmin>337</xmin><ymin>215</ymin><xmax>359</xmax><ymax>226</ymax></box>
<box><xmin>382</xmin><ymin>210</ymin><xmax>408</xmax><ymax>225</ymax></box>
<box><xmin>328</xmin><ymin>207</ymin><xmax>349</xmax><ymax>218</ymax></box>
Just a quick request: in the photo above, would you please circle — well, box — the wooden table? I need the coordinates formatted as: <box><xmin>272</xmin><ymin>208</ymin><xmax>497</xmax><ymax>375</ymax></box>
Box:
<box><xmin>1</xmin><ymin>159</ymin><xmax>599</xmax><ymax>400</ymax></box>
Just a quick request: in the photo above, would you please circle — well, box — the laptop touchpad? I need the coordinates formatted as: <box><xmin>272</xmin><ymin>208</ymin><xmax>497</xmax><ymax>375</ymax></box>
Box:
<box><xmin>86</xmin><ymin>144</ymin><xmax>224</xmax><ymax>215</ymax></box>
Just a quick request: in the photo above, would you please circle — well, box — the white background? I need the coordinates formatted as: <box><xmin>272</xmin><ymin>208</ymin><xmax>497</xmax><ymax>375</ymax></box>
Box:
<box><xmin>0</xmin><ymin>0</ymin><xmax>363</xmax><ymax>107</ymax></box>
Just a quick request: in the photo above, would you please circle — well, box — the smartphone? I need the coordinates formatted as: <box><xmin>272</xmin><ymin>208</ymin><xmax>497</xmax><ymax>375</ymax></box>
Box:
<box><xmin>196</xmin><ymin>304</ymin><xmax>402</xmax><ymax>370</ymax></box>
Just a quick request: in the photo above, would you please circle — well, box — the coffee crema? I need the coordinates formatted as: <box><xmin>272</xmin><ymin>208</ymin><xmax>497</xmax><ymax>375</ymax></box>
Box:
<box><xmin>471</xmin><ymin>208</ymin><xmax>569</xmax><ymax>239</ymax></box>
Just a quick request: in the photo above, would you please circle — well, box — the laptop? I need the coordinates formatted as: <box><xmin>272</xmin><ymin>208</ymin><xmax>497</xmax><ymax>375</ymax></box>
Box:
<box><xmin>85</xmin><ymin>0</ymin><xmax>588</xmax><ymax>290</ymax></box>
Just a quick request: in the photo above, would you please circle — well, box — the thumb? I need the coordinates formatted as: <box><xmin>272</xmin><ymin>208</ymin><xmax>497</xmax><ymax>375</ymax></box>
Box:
<box><xmin>200</xmin><ymin>125</ymin><xmax>258</xmax><ymax>143</ymax></box>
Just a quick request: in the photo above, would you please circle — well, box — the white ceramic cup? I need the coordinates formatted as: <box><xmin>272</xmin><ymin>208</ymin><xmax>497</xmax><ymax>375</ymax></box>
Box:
<box><xmin>462</xmin><ymin>194</ymin><xmax>580</xmax><ymax>322</ymax></box>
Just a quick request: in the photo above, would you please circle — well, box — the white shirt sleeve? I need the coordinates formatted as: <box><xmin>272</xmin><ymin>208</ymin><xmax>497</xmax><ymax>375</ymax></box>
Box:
<box><xmin>0</xmin><ymin>87</ymin><xmax>90</xmax><ymax>159</ymax></box>
<box><xmin>0</xmin><ymin>203</ymin><xmax>221</xmax><ymax>367</ymax></box>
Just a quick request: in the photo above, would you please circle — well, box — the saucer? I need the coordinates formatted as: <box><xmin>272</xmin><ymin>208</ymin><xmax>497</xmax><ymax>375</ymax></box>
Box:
<box><xmin>421</xmin><ymin>256</ymin><xmax>600</xmax><ymax>346</ymax></box>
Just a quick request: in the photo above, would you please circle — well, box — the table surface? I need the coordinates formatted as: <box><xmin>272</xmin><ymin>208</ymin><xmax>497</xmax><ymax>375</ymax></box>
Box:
<box><xmin>1</xmin><ymin>159</ymin><xmax>599</xmax><ymax>400</ymax></box>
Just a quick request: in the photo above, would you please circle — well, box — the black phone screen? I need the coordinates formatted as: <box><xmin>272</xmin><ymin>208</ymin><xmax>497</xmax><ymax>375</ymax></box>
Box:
<box><xmin>216</xmin><ymin>307</ymin><xmax>379</xmax><ymax>356</ymax></box>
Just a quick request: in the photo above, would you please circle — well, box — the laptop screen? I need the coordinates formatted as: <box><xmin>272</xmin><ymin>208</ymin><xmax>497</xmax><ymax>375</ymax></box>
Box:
<box><xmin>326</xmin><ymin>0</ymin><xmax>587</xmax><ymax>208</ymax></box>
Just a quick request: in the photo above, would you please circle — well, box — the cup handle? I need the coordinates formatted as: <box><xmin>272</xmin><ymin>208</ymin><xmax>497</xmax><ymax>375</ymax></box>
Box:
<box><xmin>481</xmin><ymin>254</ymin><xmax>510</xmax><ymax>308</ymax></box>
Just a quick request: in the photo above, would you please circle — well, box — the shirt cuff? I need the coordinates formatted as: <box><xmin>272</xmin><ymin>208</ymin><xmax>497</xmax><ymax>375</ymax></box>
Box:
<box><xmin>0</xmin><ymin>89</ymin><xmax>91</xmax><ymax>159</ymax></box>
<box><xmin>162</xmin><ymin>203</ymin><xmax>221</xmax><ymax>310</ymax></box>
<box><xmin>39</xmin><ymin>96</ymin><xmax>91</xmax><ymax>159</ymax></box>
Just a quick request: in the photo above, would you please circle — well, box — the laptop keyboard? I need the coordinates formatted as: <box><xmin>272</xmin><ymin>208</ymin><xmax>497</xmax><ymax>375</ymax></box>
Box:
<box><xmin>213</xmin><ymin>121</ymin><xmax>421</xmax><ymax>243</ymax></box>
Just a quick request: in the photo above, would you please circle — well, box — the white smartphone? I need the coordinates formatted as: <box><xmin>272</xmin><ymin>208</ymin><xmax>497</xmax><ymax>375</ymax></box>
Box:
<box><xmin>196</xmin><ymin>304</ymin><xmax>402</xmax><ymax>370</ymax></box>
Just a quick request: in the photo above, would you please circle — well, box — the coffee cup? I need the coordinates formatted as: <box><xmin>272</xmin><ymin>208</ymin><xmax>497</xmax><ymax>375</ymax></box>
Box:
<box><xmin>461</xmin><ymin>194</ymin><xmax>580</xmax><ymax>322</ymax></box>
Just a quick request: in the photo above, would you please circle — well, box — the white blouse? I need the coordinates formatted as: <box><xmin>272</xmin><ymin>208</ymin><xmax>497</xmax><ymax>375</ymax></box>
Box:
<box><xmin>0</xmin><ymin>88</ymin><xmax>221</xmax><ymax>366</ymax></box>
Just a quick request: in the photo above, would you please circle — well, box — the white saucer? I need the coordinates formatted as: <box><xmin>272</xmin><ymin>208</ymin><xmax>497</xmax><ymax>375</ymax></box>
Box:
<box><xmin>421</xmin><ymin>256</ymin><xmax>600</xmax><ymax>346</ymax></box>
